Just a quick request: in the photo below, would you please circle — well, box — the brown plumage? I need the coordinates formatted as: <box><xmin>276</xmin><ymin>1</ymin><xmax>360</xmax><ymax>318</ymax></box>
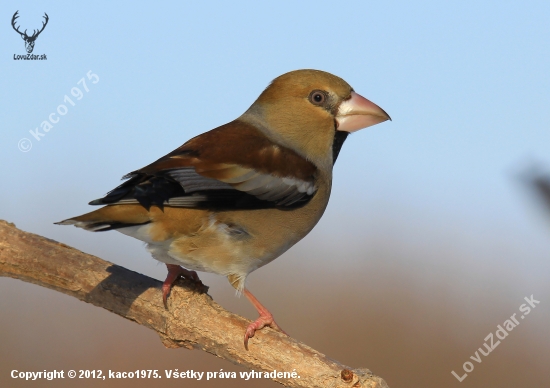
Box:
<box><xmin>56</xmin><ymin>69</ymin><xmax>390</xmax><ymax>349</ymax></box>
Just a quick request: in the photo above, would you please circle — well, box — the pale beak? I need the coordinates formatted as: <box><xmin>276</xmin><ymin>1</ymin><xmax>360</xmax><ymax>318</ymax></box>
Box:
<box><xmin>336</xmin><ymin>91</ymin><xmax>391</xmax><ymax>132</ymax></box>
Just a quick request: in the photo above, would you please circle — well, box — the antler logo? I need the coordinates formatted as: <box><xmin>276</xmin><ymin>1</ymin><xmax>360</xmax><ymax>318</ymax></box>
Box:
<box><xmin>11</xmin><ymin>11</ymin><xmax>49</xmax><ymax>54</ymax></box>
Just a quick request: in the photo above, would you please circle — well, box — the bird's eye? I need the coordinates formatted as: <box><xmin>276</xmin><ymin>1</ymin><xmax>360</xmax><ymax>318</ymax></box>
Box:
<box><xmin>309</xmin><ymin>90</ymin><xmax>327</xmax><ymax>106</ymax></box>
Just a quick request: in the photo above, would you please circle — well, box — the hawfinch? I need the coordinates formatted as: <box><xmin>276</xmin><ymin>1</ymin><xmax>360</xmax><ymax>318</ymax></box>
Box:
<box><xmin>57</xmin><ymin>69</ymin><xmax>390</xmax><ymax>349</ymax></box>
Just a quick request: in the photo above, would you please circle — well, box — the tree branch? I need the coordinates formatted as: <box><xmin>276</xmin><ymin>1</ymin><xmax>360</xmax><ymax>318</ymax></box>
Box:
<box><xmin>0</xmin><ymin>220</ymin><xmax>388</xmax><ymax>388</ymax></box>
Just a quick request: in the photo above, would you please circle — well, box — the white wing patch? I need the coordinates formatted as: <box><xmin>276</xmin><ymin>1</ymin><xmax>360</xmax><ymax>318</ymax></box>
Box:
<box><xmin>167</xmin><ymin>168</ymin><xmax>233</xmax><ymax>192</ymax></box>
<box><xmin>111</xmin><ymin>193</ymin><xmax>209</xmax><ymax>208</ymax></box>
<box><xmin>166</xmin><ymin>166</ymin><xmax>316</xmax><ymax>206</ymax></box>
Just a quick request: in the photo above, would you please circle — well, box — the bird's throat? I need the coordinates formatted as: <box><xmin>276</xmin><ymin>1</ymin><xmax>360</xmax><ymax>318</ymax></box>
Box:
<box><xmin>332</xmin><ymin>131</ymin><xmax>349</xmax><ymax>165</ymax></box>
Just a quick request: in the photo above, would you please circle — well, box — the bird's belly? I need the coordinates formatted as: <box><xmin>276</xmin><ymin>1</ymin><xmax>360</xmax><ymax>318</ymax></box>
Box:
<box><xmin>116</xmin><ymin>213</ymin><xmax>296</xmax><ymax>277</ymax></box>
<box><xmin>165</xmin><ymin>213</ymin><xmax>296</xmax><ymax>277</ymax></box>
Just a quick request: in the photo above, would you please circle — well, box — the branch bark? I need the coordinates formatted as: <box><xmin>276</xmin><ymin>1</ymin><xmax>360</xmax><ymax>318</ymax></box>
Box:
<box><xmin>0</xmin><ymin>220</ymin><xmax>388</xmax><ymax>388</ymax></box>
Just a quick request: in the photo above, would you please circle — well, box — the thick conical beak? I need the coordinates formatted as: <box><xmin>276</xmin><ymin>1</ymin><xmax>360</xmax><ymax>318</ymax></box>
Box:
<box><xmin>336</xmin><ymin>91</ymin><xmax>391</xmax><ymax>132</ymax></box>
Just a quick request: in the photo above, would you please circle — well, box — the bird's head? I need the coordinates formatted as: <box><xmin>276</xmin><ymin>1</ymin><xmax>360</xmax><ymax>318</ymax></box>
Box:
<box><xmin>242</xmin><ymin>69</ymin><xmax>390</xmax><ymax>168</ymax></box>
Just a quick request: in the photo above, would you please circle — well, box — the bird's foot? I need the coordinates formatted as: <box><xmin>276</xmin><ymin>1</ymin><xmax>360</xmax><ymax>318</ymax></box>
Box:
<box><xmin>162</xmin><ymin>264</ymin><xmax>207</xmax><ymax>308</ymax></box>
<box><xmin>244</xmin><ymin>311</ymin><xmax>287</xmax><ymax>350</ymax></box>
<box><xmin>242</xmin><ymin>288</ymin><xmax>287</xmax><ymax>350</ymax></box>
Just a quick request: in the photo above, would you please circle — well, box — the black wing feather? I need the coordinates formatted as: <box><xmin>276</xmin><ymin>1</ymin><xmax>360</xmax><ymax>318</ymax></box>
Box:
<box><xmin>89</xmin><ymin>170</ymin><xmax>311</xmax><ymax>211</ymax></box>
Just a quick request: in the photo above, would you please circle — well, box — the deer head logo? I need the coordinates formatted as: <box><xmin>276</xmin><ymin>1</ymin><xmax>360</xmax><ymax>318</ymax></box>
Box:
<box><xmin>11</xmin><ymin>11</ymin><xmax>49</xmax><ymax>54</ymax></box>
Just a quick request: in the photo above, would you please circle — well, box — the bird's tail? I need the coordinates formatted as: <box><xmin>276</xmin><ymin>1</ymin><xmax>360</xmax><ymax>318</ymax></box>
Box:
<box><xmin>55</xmin><ymin>204</ymin><xmax>151</xmax><ymax>232</ymax></box>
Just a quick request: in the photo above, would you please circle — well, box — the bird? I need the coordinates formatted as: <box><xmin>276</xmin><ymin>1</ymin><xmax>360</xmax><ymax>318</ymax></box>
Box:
<box><xmin>56</xmin><ymin>69</ymin><xmax>390</xmax><ymax>349</ymax></box>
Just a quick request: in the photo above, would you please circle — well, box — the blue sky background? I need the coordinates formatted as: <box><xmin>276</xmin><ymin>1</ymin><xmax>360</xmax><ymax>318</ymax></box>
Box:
<box><xmin>1</xmin><ymin>1</ymin><xmax>549</xmax><ymax>387</ymax></box>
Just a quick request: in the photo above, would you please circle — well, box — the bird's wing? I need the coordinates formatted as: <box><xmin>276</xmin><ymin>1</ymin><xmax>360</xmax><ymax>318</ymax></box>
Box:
<box><xmin>90</xmin><ymin>120</ymin><xmax>318</xmax><ymax>210</ymax></box>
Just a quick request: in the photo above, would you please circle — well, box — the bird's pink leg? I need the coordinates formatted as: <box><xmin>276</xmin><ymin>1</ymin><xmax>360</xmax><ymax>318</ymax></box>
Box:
<box><xmin>243</xmin><ymin>288</ymin><xmax>287</xmax><ymax>350</ymax></box>
<box><xmin>162</xmin><ymin>264</ymin><xmax>202</xmax><ymax>308</ymax></box>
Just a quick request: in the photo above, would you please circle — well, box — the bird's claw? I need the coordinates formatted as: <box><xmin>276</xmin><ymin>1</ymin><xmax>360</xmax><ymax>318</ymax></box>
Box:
<box><xmin>243</xmin><ymin>313</ymin><xmax>287</xmax><ymax>350</ymax></box>
<box><xmin>162</xmin><ymin>265</ymin><xmax>207</xmax><ymax>308</ymax></box>
<box><xmin>162</xmin><ymin>284</ymin><xmax>170</xmax><ymax>308</ymax></box>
